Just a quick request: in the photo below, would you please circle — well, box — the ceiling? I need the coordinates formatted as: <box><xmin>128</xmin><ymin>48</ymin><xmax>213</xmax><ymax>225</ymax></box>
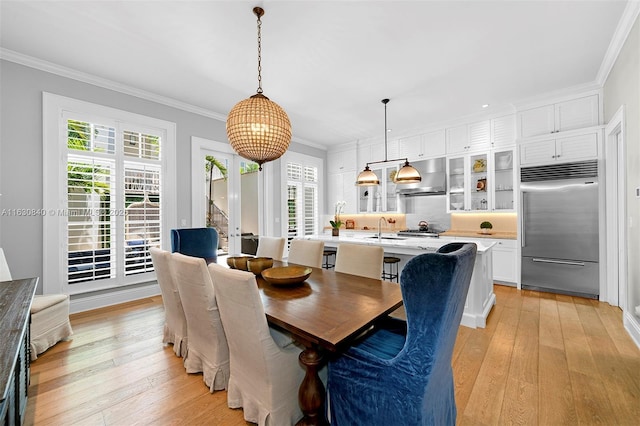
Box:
<box><xmin>0</xmin><ymin>1</ymin><xmax>630</xmax><ymax>148</ymax></box>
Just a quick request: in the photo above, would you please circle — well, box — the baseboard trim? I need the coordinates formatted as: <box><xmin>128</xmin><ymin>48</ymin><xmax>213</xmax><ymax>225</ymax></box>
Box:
<box><xmin>69</xmin><ymin>283</ymin><xmax>161</xmax><ymax>314</ymax></box>
<box><xmin>623</xmin><ymin>310</ymin><xmax>640</xmax><ymax>350</ymax></box>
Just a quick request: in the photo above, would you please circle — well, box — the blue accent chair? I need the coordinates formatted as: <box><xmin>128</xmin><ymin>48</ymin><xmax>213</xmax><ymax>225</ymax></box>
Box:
<box><xmin>327</xmin><ymin>242</ymin><xmax>477</xmax><ymax>426</ymax></box>
<box><xmin>171</xmin><ymin>227</ymin><xmax>219</xmax><ymax>264</ymax></box>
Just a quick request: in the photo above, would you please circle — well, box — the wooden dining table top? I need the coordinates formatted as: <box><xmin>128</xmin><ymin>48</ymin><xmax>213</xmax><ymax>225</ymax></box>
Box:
<box><xmin>255</xmin><ymin>261</ymin><xmax>404</xmax><ymax>352</ymax></box>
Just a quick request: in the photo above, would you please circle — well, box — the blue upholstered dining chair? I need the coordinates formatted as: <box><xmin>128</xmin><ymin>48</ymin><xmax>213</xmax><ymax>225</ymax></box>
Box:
<box><xmin>327</xmin><ymin>242</ymin><xmax>477</xmax><ymax>426</ymax></box>
<box><xmin>171</xmin><ymin>227</ymin><xmax>219</xmax><ymax>264</ymax></box>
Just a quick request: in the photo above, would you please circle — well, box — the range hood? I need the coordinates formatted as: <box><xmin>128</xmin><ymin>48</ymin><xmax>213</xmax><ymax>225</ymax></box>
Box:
<box><xmin>397</xmin><ymin>157</ymin><xmax>446</xmax><ymax>196</ymax></box>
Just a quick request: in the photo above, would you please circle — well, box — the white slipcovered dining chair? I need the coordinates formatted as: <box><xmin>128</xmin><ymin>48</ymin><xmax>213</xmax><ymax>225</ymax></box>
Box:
<box><xmin>255</xmin><ymin>236</ymin><xmax>286</xmax><ymax>261</ymax></box>
<box><xmin>150</xmin><ymin>247</ymin><xmax>187</xmax><ymax>357</ymax></box>
<box><xmin>1</xmin><ymin>247</ymin><xmax>73</xmax><ymax>360</ymax></box>
<box><xmin>287</xmin><ymin>239</ymin><xmax>324</xmax><ymax>268</ymax></box>
<box><xmin>171</xmin><ymin>252</ymin><xmax>229</xmax><ymax>392</ymax></box>
<box><xmin>334</xmin><ymin>243</ymin><xmax>385</xmax><ymax>280</ymax></box>
<box><xmin>208</xmin><ymin>262</ymin><xmax>305</xmax><ymax>425</ymax></box>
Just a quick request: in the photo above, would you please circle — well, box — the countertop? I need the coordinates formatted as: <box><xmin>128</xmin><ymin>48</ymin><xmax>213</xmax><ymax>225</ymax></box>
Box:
<box><xmin>302</xmin><ymin>233</ymin><xmax>495</xmax><ymax>253</ymax></box>
<box><xmin>440</xmin><ymin>230</ymin><xmax>517</xmax><ymax>240</ymax></box>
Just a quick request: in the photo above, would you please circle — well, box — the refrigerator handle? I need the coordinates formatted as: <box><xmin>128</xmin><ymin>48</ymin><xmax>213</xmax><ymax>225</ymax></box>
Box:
<box><xmin>521</xmin><ymin>191</ymin><xmax>526</xmax><ymax>248</ymax></box>
<box><xmin>532</xmin><ymin>258</ymin><xmax>586</xmax><ymax>267</ymax></box>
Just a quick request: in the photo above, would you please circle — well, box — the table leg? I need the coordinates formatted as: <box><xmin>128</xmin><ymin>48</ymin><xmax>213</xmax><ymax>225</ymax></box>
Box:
<box><xmin>296</xmin><ymin>346</ymin><xmax>328</xmax><ymax>426</ymax></box>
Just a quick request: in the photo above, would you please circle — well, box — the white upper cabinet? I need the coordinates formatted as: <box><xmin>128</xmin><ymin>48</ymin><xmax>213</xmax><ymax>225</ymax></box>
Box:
<box><xmin>517</xmin><ymin>94</ymin><xmax>599</xmax><ymax>138</ymax></box>
<box><xmin>327</xmin><ymin>171</ymin><xmax>357</xmax><ymax>214</ymax></box>
<box><xmin>357</xmin><ymin>142</ymin><xmax>385</xmax><ymax>166</ymax></box>
<box><xmin>519</xmin><ymin>131</ymin><xmax>599</xmax><ymax>166</ymax></box>
<box><xmin>327</xmin><ymin>147</ymin><xmax>357</xmax><ymax>174</ymax></box>
<box><xmin>398</xmin><ymin>134</ymin><xmax>422</xmax><ymax>160</ymax></box>
<box><xmin>445</xmin><ymin>124</ymin><xmax>470</xmax><ymax>154</ymax></box>
<box><xmin>556</xmin><ymin>132</ymin><xmax>599</xmax><ymax>161</ymax></box>
<box><xmin>518</xmin><ymin>105</ymin><xmax>555</xmax><ymax>138</ymax></box>
<box><xmin>491</xmin><ymin>115</ymin><xmax>516</xmax><ymax>148</ymax></box>
<box><xmin>468</xmin><ymin>120</ymin><xmax>491</xmax><ymax>151</ymax></box>
<box><xmin>423</xmin><ymin>130</ymin><xmax>446</xmax><ymax>158</ymax></box>
<box><xmin>398</xmin><ymin>130</ymin><xmax>445</xmax><ymax>160</ymax></box>
<box><xmin>447</xmin><ymin>116</ymin><xmax>516</xmax><ymax>155</ymax></box>
<box><xmin>447</xmin><ymin>120</ymin><xmax>496</xmax><ymax>154</ymax></box>
<box><xmin>555</xmin><ymin>96</ymin><xmax>600</xmax><ymax>132</ymax></box>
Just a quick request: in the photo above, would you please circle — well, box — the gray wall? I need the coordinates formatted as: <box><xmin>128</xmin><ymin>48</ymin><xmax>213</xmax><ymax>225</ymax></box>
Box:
<box><xmin>603</xmin><ymin>14</ymin><xmax>640</xmax><ymax>314</ymax></box>
<box><xmin>0</xmin><ymin>59</ymin><xmax>325</xmax><ymax>287</ymax></box>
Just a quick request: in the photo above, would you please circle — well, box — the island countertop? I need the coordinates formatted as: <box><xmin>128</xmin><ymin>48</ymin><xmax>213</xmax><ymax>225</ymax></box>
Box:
<box><xmin>300</xmin><ymin>233</ymin><xmax>495</xmax><ymax>255</ymax></box>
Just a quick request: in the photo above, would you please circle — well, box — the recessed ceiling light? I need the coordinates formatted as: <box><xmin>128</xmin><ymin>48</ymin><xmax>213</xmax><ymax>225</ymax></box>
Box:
<box><xmin>482</xmin><ymin>104</ymin><xmax>490</xmax><ymax>108</ymax></box>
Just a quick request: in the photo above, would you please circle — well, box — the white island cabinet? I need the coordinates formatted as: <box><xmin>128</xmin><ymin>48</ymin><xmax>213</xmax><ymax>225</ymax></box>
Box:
<box><xmin>300</xmin><ymin>234</ymin><xmax>495</xmax><ymax>329</ymax></box>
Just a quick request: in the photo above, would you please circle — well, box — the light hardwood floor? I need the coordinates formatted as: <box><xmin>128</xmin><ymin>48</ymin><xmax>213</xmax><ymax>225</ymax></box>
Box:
<box><xmin>26</xmin><ymin>285</ymin><xmax>640</xmax><ymax>425</ymax></box>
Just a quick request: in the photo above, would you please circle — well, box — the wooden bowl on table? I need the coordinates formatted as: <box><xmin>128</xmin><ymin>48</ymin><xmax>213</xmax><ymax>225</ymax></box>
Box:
<box><xmin>247</xmin><ymin>257</ymin><xmax>273</xmax><ymax>276</ymax></box>
<box><xmin>226</xmin><ymin>256</ymin><xmax>238</xmax><ymax>268</ymax></box>
<box><xmin>230</xmin><ymin>256</ymin><xmax>253</xmax><ymax>271</ymax></box>
<box><xmin>261</xmin><ymin>266</ymin><xmax>312</xmax><ymax>286</ymax></box>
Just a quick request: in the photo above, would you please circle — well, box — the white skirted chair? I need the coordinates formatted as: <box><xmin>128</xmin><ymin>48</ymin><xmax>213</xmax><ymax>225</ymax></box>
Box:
<box><xmin>1</xmin><ymin>248</ymin><xmax>73</xmax><ymax>360</ymax></box>
<box><xmin>208</xmin><ymin>262</ymin><xmax>306</xmax><ymax>425</ymax></box>
<box><xmin>334</xmin><ymin>243</ymin><xmax>385</xmax><ymax>280</ymax></box>
<box><xmin>171</xmin><ymin>252</ymin><xmax>229</xmax><ymax>392</ymax></box>
<box><xmin>255</xmin><ymin>236</ymin><xmax>286</xmax><ymax>261</ymax></box>
<box><xmin>150</xmin><ymin>247</ymin><xmax>187</xmax><ymax>357</ymax></box>
<box><xmin>287</xmin><ymin>239</ymin><xmax>324</xmax><ymax>268</ymax></box>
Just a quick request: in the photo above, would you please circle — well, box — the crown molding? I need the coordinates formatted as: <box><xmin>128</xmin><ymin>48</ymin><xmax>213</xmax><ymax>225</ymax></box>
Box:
<box><xmin>0</xmin><ymin>48</ymin><xmax>319</xmax><ymax>149</ymax></box>
<box><xmin>596</xmin><ymin>0</ymin><xmax>640</xmax><ymax>85</ymax></box>
<box><xmin>0</xmin><ymin>48</ymin><xmax>228</xmax><ymax>121</ymax></box>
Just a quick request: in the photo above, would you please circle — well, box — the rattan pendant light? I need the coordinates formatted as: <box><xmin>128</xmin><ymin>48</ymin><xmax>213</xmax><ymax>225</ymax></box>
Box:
<box><xmin>356</xmin><ymin>99</ymin><xmax>421</xmax><ymax>186</ymax></box>
<box><xmin>226</xmin><ymin>7</ymin><xmax>291</xmax><ymax>171</ymax></box>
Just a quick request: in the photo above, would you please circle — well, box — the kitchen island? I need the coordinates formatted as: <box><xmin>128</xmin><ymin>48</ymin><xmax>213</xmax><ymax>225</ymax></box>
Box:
<box><xmin>300</xmin><ymin>233</ymin><xmax>495</xmax><ymax>328</ymax></box>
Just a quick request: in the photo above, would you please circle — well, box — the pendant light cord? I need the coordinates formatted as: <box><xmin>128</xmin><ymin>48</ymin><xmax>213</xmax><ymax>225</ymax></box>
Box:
<box><xmin>254</xmin><ymin>7</ymin><xmax>264</xmax><ymax>94</ymax></box>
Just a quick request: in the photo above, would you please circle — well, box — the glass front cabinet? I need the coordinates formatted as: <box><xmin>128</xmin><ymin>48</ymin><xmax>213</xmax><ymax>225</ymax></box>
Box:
<box><xmin>491</xmin><ymin>149</ymin><xmax>515</xmax><ymax>212</ymax></box>
<box><xmin>447</xmin><ymin>149</ymin><xmax>515</xmax><ymax>213</ymax></box>
<box><xmin>357</xmin><ymin>165</ymin><xmax>399</xmax><ymax>213</ymax></box>
<box><xmin>447</xmin><ymin>152</ymin><xmax>489</xmax><ymax>212</ymax></box>
<box><xmin>448</xmin><ymin>156</ymin><xmax>466</xmax><ymax>211</ymax></box>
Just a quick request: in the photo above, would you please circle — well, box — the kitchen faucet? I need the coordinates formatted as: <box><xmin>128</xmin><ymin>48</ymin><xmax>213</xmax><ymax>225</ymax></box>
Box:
<box><xmin>378</xmin><ymin>217</ymin><xmax>387</xmax><ymax>241</ymax></box>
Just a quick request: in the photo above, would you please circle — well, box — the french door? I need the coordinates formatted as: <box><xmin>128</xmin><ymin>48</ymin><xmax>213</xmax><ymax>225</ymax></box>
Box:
<box><xmin>191</xmin><ymin>137</ymin><xmax>261</xmax><ymax>256</ymax></box>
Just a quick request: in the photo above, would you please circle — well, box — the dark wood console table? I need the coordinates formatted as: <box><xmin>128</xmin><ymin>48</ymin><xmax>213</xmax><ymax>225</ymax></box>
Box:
<box><xmin>0</xmin><ymin>278</ymin><xmax>37</xmax><ymax>425</ymax></box>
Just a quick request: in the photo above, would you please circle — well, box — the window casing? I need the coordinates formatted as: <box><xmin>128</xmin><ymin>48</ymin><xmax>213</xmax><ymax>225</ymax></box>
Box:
<box><xmin>43</xmin><ymin>94</ymin><xmax>176</xmax><ymax>295</ymax></box>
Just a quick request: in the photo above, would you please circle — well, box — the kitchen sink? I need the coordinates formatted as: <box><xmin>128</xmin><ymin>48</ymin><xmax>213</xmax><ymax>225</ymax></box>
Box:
<box><xmin>365</xmin><ymin>236</ymin><xmax>407</xmax><ymax>241</ymax></box>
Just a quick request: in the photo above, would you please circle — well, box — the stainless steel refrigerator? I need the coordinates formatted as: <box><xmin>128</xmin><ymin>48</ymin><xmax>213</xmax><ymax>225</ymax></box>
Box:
<box><xmin>520</xmin><ymin>160</ymin><xmax>599</xmax><ymax>299</ymax></box>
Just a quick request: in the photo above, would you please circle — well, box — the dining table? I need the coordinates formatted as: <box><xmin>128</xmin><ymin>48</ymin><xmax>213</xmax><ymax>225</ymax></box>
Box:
<box><xmin>252</xmin><ymin>260</ymin><xmax>404</xmax><ymax>426</ymax></box>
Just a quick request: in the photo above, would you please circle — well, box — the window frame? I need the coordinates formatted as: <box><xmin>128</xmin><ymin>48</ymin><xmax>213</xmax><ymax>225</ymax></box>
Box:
<box><xmin>43</xmin><ymin>93</ymin><xmax>176</xmax><ymax>295</ymax></box>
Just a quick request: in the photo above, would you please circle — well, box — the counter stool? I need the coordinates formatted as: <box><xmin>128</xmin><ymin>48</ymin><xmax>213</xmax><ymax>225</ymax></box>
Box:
<box><xmin>382</xmin><ymin>256</ymin><xmax>401</xmax><ymax>282</ymax></box>
<box><xmin>323</xmin><ymin>249</ymin><xmax>336</xmax><ymax>269</ymax></box>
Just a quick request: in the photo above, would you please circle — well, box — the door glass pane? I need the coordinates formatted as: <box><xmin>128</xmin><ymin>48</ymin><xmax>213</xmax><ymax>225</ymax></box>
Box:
<box><xmin>385</xmin><ymin>167</ymin><xmax>397</xmax><ymax>212</ymax></box>
<box><xmin>493</xmin><ymin>150</ymin><xmax>514</xmax><ymax>211</ymax></box>
<box><xmin>67</xmin><ymin>156</ymin><xmax>116</xmax><ymax>284</ymax></box>
<box><xmin>470</xmin><ymin>153</ymin><xmax>488</xmax><ymax>211</ymax></box>
<box><xmin>448</xmin><ymin>157</ymin><xmax>465</xmax><ymax>211</ymax></box>
<box><xmin>240</xmin><ymin>160</ymin><xmax>260</xmax><ymax>255</ymax></box>
<box><xmin>124</xmin><ymin>164</ymin><xmax>160</xmax><ymax>275</ymax></box>
<box><xmin>205</xmin><ymin>155</ymin><xmax>229</xmax><ymax>254</ymax></box>
<box><xmin>203</xmin><ymin>154</ymin><xmax>259</xmax><ymax>256</ymax></box>
<box><xmin>287</xmin><ymin>183</ymin><xmax>300</xmax><ymax>240</ymax></box>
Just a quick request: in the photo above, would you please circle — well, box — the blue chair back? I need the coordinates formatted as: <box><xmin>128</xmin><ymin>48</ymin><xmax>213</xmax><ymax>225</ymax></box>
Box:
<box><xmin>328</xmin><ymin>242</ymin><xmax>477</xmax><ymax>425</ymax></box>
<box><xmin>170</xmin><ymin>228</ymin><xmax>218</xmax><ymax>264</ymax></box>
